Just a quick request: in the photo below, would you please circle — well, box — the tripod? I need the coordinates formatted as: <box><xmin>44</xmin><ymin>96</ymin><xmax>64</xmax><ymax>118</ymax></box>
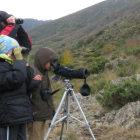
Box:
<box><xmin>44</xmin><ymin>79</ymin><xmax>96</xmax><ymax>140</ymax></box>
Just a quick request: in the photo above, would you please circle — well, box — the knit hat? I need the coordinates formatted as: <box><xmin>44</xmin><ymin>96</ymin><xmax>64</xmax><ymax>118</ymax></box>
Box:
<box><xmin>0</xmin><ymin>35</ymin><xmax>19</xmax><ymax>54</ymax></box>
<box><xmin>0</xmin><ymin>11</ymin><xmax>12</xmax><ymax>22</ymax></box>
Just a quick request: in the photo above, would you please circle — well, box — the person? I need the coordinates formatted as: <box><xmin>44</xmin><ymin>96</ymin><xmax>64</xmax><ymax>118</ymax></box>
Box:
<box><xmin>0</xmin><ymin>35</ymin><xmax>42</xmax><ymax>140</ymax></box>
<box><xmin>27</xmin><ymin>47</ymin><xmax>60</xmax><ymax>140</ymax></box>
<box><xmin>0</xmin><ymin>11</ymin><xmax>32</xmax><ymax>51</ymax></box>
<box><xmin>0</xmin><ymin>11</ymin><xmax>32</xmax><ymax>64</ymax></box>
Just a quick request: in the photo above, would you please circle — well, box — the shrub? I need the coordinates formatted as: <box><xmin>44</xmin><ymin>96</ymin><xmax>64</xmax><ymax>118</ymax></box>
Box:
<box><xmin>76</xmin><ymin>39</ymin><xmax>84</xmax><ymax>48</ymax></box>
<box><xmin>86</xmin><ymin>57</ymin><xmax>94</xmax><ymax>63</ymax></box>
<box><xmin>125</xmin><ymin>46</ymin><xmax>140</xmax><ymax>57</ymax></box>
<box><xmin>96</xmin><ymin>77</ymin><xmax>140</xmax><ymax>109</ymax></box>
<box><xmin>85</xmin><ymin>36</ymin><xmax>94</xmax><ymax>45</ymax></box>
<box><xmin>117</xmin><ymin>61</ymin><xmax>139</xmax><ymax>77</ymax></box>
<box><xmin>105</xmin><ymin>63</ymin><xmax>114</xmax><ymax>70</ymax></box>
<box><xmin>96</xmin><ymin>30</ymin><xmax>105</xmax><ymax>37</ymax></box>
<box><xmin>61</xmin><ymin>50</ymin><xmax>74</xmax><ymax>65</ymax></box>
<box><xmin>65</xmin><ymin>63</ymin><xmax>78</xmax><ymax>68</ymax></box>
<box><xmin>88</xmin><ymin>56</ymin><xmax>109</xmax><ymax>74</ymax></box>
<box><xmin>98</xmin><ymin>41</ymin><xmax>106</xmax><ymax>49</ymax></box>
<box><xmin>111</xmin><ymin>54</ymin><xmax>118</xmax><ymax>60</ymax></box>
<box><xmin>124</xmin><ymin>36</ymin><xmax>140</xmax><ymax>49</ymax></box>
<box><xmin>92</xmin><ymin>50</ymin><xmax>101</xmax><ymax>57</ymax></box>
<box><xmin>101</xmin><ymin>45</ymin><xmax>116</xmax><ymax>55</ymax></box>
<box><xmin>84</xmin><ymin>54</ymin><xmax>91</xmax><ymax>58</ymax></box>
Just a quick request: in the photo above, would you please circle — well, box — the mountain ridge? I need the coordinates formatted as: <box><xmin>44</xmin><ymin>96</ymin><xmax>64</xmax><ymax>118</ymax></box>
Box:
<box><xmin>28</xmin><ymin>0</ymin><xmax>140</xmax><ymax>52</ymax></box>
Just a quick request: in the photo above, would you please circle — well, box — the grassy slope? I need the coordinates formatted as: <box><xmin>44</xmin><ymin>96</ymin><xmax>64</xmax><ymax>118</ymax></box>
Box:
<box><xmin>28</xmin><ymin>1</ymin><xmax>140</xmax><ymax>138</ymax></box>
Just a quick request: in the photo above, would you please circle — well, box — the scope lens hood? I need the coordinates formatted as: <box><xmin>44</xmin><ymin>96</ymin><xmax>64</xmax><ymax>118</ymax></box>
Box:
<box><xmin>79</xmin><ymin>83</ymin><xmax>91</xmax><ymax>96</ymax></box>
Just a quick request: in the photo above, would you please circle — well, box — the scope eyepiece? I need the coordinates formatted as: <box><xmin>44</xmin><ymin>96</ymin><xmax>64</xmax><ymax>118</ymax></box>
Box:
<box><xmin>51</xmin><ymin>62</ymin><xmax>88</xmax><ymax>79</ymax></box>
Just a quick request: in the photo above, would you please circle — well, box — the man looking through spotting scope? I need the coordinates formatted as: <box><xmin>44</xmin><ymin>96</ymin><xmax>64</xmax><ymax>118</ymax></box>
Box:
<box><xmin>0</xmin><ymin>11</ymin><xmax>32</xmax><ymax>65</ymax></box>
<box><xmin>27</xmin><ymin>47</ymin><xmax>60</xmax><ymax>140</ymax></box>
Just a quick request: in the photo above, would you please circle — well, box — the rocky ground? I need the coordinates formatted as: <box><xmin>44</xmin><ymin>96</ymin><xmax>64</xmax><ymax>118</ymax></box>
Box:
<box><xmin>44</xmin><ymin>91</ymin><xmax>140</xmax><ymax>140</ymax></box>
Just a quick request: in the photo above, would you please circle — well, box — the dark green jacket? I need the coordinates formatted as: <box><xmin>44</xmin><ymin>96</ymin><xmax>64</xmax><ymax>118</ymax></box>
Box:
<box><xmin>30</xmin><ymin>47</ymin><xmax>59</xmax><ymax>121</ymax></box>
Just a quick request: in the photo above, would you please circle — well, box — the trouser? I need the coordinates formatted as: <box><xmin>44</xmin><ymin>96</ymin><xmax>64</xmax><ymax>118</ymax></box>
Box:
<box><xmin>0</xmin><ymin>123</ymin><xmax>27</xmax><ymax>140</ymax></box>
<box><xmin>27</xmin><ymin>120</ymin><xmax>50</xmax><ymax>140</ymax></box>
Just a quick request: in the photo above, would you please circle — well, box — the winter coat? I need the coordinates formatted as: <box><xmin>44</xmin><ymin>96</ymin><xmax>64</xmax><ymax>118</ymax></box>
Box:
<box><xmin>30</xmin><ymin>47</ymin><xmax>59</xmax><ymax>121</ymax></box>
<box><xmin>0</xmin><ymin>54</ymin><xmax>40</xmax><ymax>127</ymax></box>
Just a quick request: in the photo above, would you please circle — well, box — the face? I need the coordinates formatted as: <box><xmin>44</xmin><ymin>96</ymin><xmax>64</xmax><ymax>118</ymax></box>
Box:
<box><xmin>6</xmin><ymin>49</ymin><xmax>16</xmax><ymax>61</ymax></box>
<box><xmin>44</xmin><ymin>62</ymin><xmax>51</xmax><ymax>70</ymax></box>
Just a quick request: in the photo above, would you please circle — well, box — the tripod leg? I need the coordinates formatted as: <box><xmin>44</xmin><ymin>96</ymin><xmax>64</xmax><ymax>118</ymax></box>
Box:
<box><xmin>44</xmin><ymin>91</ymin><xmax>68</xmax><ymax>140</ymax></box>
<box><xmin>66</xmin><ymin>92</ymin><xmax>70</xmax><ymax>130</ymax></box>
<box><xmin>71</xmin><ymin>90</ymin><xmax>96</xmax><ymax>140</ymax></box>
<box><xmin>60</xmin><ymin>93</ymin><xmax>68</xmax><ymax>140</ymax></box>
<box><xmin>7</xmin><ymin>126</ymin><xmax>9</xmax><ymax>140</ymax></box>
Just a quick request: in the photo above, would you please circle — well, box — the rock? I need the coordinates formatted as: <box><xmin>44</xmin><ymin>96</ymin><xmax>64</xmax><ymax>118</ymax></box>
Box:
<box><xmin>136</xmin><ymin>74</ymin><xmax>140</xmax><ymax>81</ymax></box>
<box><xmin>93</xmin><ymin>110</ymin><xmax>101</xmax><ymax>117</ymax></box>
<box><xmin>103</xmin><ymin>101</ymin><xmax>140</xmax><ymax>129</ymax></box>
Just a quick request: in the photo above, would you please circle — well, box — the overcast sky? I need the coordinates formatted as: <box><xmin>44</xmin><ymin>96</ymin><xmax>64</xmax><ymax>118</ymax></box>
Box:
<box><xmin>1</xmin><ymin>0</ymin><xmax>105</xmax><ymax>20</ymax></box>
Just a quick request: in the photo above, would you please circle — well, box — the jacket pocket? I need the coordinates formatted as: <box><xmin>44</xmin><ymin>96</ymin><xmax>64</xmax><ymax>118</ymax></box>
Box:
<box><xmin>7</xmin><ymin>96</ymin><xmax>32</xmax><ymax>119</ymax></box>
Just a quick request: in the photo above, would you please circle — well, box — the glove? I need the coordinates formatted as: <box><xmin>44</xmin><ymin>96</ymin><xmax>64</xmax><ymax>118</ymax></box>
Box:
<box><xmin>13</xmin><ymin>47</ymin><xmax>23</xmax><ymax>60</ymax></box>
<box><xmin>22</xmin><ymin>53</ymin><xmax>30</xmax><ymax>63</ymax></box>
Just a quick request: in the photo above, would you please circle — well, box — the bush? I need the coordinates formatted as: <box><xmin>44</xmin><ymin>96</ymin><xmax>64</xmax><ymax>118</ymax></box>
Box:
<box><xmin>125</xmin><ymin>46</ymin><xmax>140</xmax><ymax>57</ymax></box>
<box><xmin>105</xmin><ymin>63</ymin><xmax>114</xmax><ymax>70</ymax></box>
<box><xmin>85</xmin><ymin>36</ymin><xmax>94</xmax><ymax>45</ymax></box>
<box><xmin>76</xmin><ymin>39</ymin><xmax>84</xmax><ymax>48</ymax></box>
<box><xmin>101</xmin><ymin>45</ymin><xmax>116</xmax><ymax>55</ymax></box>
<box><xmin>88</xmin><ymin>56</ymin><xmax>109</xmax><ymax>74</ymax></box>
<box><xmin>96</xmin><ymin>77</ymin><xmax>140</xmax><ymax>109</ymax></box>
<box><xmin>92</xmin><ymin>50</ymin><xmax>101</xmax><ymax>57</ymax></box>
<box><xmin>111</xmin><ymin>54</ymin><xmax>118</xmax><ymax>60</ymax></box>
<box><xmin>65</xmin><ymin>63</ymin><xmax>78</xmax><ymax>68</ymax></box>
<box><xmin>96</xmin><ymin>30</ymin><xmax>105</xmax><ymax>37</ymax></box>
<box><xmin>117</xmin><ymin>61</ymin><xmax>139</xmax><ymax>77</ymax></box>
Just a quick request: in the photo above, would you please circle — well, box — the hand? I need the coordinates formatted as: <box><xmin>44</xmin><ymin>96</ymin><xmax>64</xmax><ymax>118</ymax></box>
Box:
<box><xmin>33</xmin><ymin>75</ymin><xmax>43</xmax><ymax>81</ymax></box>
<box><xmin>23</xmin><ymin>53</ymin><xmax>30</xmax><ymax>63</ymax></box>
<box><xmin>13</xmin><ymin>47</ymin><xmax>23</xmax><ymax>60</ymax></box>
<box><xmin>6</xmin><ymin>16</ymin><xmax>15</xmax><ymax>24</ymax></box>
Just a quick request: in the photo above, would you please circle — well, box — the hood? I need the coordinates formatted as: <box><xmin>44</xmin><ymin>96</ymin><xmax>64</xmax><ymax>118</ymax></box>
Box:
<box><xmin>34</xmin><ymin>47</ymin><xmax>60</xmax><ymax>72</ymax></box>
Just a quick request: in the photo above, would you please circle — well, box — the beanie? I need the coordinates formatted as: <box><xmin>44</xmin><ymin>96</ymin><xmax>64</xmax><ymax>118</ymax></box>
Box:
<box><xmin>0</xmin><ymin>11</ymin><xmax>12</xmax><ymax>22</ymax></box>
<box><xmin>0</xmin><ymin>35</ymin><xmax>19</xmax><ymax>54</ymax></box>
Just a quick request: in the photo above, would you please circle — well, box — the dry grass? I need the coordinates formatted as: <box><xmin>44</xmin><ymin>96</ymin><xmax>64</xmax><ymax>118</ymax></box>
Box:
<box><xmin>91</xmin><ymin>101</ymin><xmax>103</xmax><ymax>111</ymax></box>
<box><xmin>47</xmin><ymin>123</ymin><xmax>140</xmax><ymax>140</ymax></box>
<box><xmin>95</xmin><ymin>125</ymin><xmax>140</xmax><ymax>140</ymax></box>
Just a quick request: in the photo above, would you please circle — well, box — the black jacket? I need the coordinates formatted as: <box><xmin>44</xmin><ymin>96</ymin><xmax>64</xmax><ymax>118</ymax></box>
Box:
<box><xmin>0</xmin><ymin>23</ymin><xmax>32</xmax><ymax>51</ymax></box>
<box><xmin>0</xmin><ymin>57</ymin><xmax>40</xmax><ymax>126</ymax></box>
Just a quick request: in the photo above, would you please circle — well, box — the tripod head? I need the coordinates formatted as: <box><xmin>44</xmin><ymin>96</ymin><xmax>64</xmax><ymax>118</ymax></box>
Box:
<box><xmin>64</xmin><ymin>79</ymin><xmax>73</xmax><ymax>89</ymax></box>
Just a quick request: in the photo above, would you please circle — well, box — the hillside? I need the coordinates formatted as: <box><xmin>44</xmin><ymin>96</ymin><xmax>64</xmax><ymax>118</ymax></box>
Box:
<box><xmin>26</xmin><ymin>0</ymin><xmax>140</xmax><ymax>139</ymax></box>
<box><xmin>28</xmin><ymin>0</ymin><xmax>140</xmax><ymax>54</ymax></box>
<box><xmin>22</xmin><ymin>18</ymin><xmax>49</xmax><ymax>31</ymax></box>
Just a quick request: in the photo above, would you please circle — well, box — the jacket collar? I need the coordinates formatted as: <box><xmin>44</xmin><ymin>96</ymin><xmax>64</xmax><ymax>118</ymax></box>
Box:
<box><xmin>0</xmin><ymin>53</ymin><xmax>13</xmax><ymax>65</ymax></box>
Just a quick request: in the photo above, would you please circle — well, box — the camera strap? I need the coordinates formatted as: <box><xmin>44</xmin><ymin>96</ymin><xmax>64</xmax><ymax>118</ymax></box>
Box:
<box><xmin>50</xmin><ymin>85</ymin><xmax>65</xmax><ymax>95</ymax></box>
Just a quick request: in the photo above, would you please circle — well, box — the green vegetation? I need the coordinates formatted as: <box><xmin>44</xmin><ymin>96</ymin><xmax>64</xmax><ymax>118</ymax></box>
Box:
<box><xmin>96</xmin><ymin>77</ymin><xmax>140</xmax><ymax>109</ymax></box>
<box><xmin>27</xmin><ymin>0</ymin><xmax>140</xmax><ymax>115</ymax></box>
<box><xmin>87</xmin><ymin>56</ymin><xmax>109</xmax><ymax>74</ymax></box>
<box><xmin>117</xmin><ymin>59</ymin><xmax>139</xmax><ymax>77</ymax></box>
<box><xmin>125</xmin><ymin>46</ymin><xmax>140</xmax><ymax>57</ymax></box>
